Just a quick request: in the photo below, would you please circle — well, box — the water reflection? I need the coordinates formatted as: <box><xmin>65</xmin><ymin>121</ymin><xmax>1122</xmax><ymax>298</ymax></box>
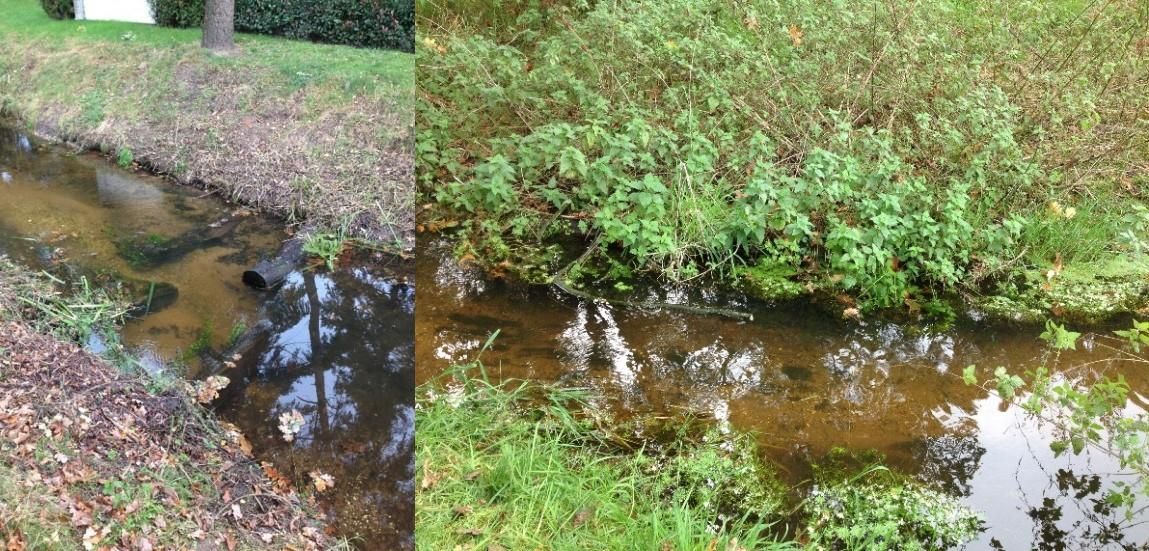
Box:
<box><xmin>0</xmin><ymin>127</ymin><xmax>415</xmax><ymax>549</ymax></box>
<box><xmin>417</xmin><ymin>237</ymin><xmax>1149</xmax><ymax>549</ymax></box>
<box><xmin>220</xmin><ymin>262</ymin><xmax>415</xmax><ymax>550</ymax></box>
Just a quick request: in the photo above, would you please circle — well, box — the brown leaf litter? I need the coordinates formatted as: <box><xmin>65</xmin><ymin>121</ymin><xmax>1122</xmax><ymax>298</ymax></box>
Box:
<box><xmin>0</xmin><ymin>322</ymin><xmax>333</xmax><ymax>550</ymax></box>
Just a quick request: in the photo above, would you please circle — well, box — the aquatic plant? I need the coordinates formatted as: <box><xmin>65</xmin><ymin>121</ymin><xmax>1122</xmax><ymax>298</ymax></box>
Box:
<box><xmin>17</xmin><ymin>274</ymin><xmax>126</xmax><ymax>346</ymax></box>
<box><xmin>116</xmin><ymin>147</ymin><xmax>134</xmax><ymax>169</ymax></box>
<box><xmin>418</xmin><ymin>337</ymin><xmax>983</xmax><ymax>549</ymax></box>
<box><xmin>302</xmin><ymin>231</ymin><xmax>346</xmax><ymax>271</ymax></box>
<box><xmin>417</xmin><ymin>357</ymin><xmax>793</xmax><ymax>549</ymax></box>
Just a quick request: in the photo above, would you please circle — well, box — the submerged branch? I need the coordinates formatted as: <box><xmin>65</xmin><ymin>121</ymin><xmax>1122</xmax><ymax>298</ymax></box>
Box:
<box><xmin>549</xmin><ymin>235</ymin><xmax>755</xmax><ymax>322</ymax></box>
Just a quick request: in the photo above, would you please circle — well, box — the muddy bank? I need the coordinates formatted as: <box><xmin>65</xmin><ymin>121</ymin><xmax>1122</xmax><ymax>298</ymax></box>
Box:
<box><xmin>0</xmin><ymin>1</ymin><xmax>414</xmax><ymax>248</ymax></box>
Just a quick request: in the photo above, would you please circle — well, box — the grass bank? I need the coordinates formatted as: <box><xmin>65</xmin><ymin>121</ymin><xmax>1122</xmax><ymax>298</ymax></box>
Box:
<box><xmin>417</xmin><ymin>0</ymin><xmax>1149</xmax><ymax>319</ymax></box>
<box><xmin>0</xmin><ymin>0</ymin><xmax>414</xmax><ymax>249</ymax></box>
<box><xmin>416</xmin><ymin>361</ymin><xmax>983</xmax><ymax>550</ymax></box>
<box><xmin>0</xmin><ymin>256</ymin><xmax>340</xmax><ymax>549</ymax></box>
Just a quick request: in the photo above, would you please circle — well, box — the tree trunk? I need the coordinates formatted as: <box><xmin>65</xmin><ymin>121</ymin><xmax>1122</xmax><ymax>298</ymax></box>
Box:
<box><xmin>201</xmin><ymin>0</ymin><xmax>235</xmax><ymax>51</ymax></box>
<box><xmin>304</xmin><ymin>272</ymin><xmax>330</xmax><ymax>436</ymax></box>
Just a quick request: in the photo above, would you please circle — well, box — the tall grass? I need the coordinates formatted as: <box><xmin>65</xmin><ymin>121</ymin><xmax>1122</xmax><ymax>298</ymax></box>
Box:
<box><xmin>417</xmin><ymin>364</ymin><xmax>794</xmax><ymax>550</ymax></box>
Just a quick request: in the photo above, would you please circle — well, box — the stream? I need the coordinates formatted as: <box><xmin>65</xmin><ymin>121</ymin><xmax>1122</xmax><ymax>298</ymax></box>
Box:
<box><xmin>417</xmin><ymin>237</ymin><xmax>1149</xmax><ymax>550</ymax></box>
<box><xmin>0</xmin><ymin>126</ymin><xmax>414</xmax><ymax>549</ymax></box>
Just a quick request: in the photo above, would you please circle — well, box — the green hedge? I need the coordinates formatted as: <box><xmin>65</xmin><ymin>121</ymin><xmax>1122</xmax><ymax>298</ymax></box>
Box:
<box><xmin>147</xmin><ymin>0</ymin><xmax>413</xmax><ymax>51</ymax></box>
<box><xmin>39</xmin><ymin>0</ymin><xmax>74</xmax><ymax>19</ymax></box>
<box><xmin>149</xmin><ymin>0</ymin><xmax>203</xmax><ymax>27</ymax></box>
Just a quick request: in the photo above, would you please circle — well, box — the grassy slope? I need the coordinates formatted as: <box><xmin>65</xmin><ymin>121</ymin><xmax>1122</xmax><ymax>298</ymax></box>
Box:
<box><xmin>417</xmin><ymin>0</ymin><xmax>1149</xmax><ymax>318</ymax></box>
<box><xmin>0</xmin><ymin>0</ymin><xmax>414</xmax><ymax>248</ymax></box>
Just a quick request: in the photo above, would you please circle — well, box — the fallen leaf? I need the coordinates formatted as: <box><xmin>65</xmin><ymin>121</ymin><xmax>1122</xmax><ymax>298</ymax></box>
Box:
<box><xmin>788</xmin><ymin>24</ymin><xmax>803</xmax><ymax>47</ymax></box>
<box><xmin>452</xmin><ymin>505</ymin><xmax>473</xmax><ymax>518</ymax></box>
<box><xmin>310</xmin><ymin>470</ymin><xmax>335</xmax><ymax>493</ymax></box>
<box><xmin>5</xmin><ymin>531</ymin><xmax>26</xmax><ymax>551</ymax></box>
<box><xmin>421</xmin><ymin>462</ymin><xmax>443</xmax><ymax>490</ymax></box>
<box><xmin>278</xmin><ymin>409</ymin><xmax>305</xmax><ymax>442</ymax></box>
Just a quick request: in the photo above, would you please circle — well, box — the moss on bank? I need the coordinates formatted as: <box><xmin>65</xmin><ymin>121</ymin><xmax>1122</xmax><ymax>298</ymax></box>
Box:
<box><xmin>0</xmin><ymin>0</ymin><xmax>414</xmax><ymax>249</ymax></box>
<box><xmin>975</xmin><ymin>257</ymin><xmax>1149</xmax><ymax>324</ymax></box>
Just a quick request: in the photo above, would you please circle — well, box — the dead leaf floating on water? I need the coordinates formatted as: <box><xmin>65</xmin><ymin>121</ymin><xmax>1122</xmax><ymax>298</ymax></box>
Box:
<box><xmin>278</xmin><ymin>409</ymin><xmax>305</xmax><ymax>442</ymax></box>
<box><xmin>309</xmin><ymin>470</ymin><xmax>335</xmax><ymax>493</ymax></box>
<box><xmin>191</xmin><ymin>375</ymin><xmax>230</xmax><ymax>404</ymax></box>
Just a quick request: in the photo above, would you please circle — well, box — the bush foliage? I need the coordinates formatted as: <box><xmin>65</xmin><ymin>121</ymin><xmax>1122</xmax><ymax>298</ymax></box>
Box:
<box><xmin>146</xmin><ymin>0</ymin><xmax>203</xmax><ymax>27</ymax></box>
<box><xmin>418</xmin><ymin>0</ymin><xmax>1149</xmax><ymax>308</ymax></box>
<box><xmin>147</xmin><ymin>0</ymin><xmax>414</xmax><ymax>51</ymax></box>
<box><xmin>38</xmin><ymin>0</ymin><xmax>73</xmax><ymax>19</ymax></box>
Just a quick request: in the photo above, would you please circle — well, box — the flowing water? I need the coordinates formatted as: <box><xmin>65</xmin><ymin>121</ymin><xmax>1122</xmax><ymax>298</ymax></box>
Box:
<box><xmin>0</xmin><ymin>127</ymin><xmax>414</xmax><ymax>549</ymax></box>
<box><xmin>417</xmin><ymin>237</ymin><xmax>1149</xmax><ymax>550</ymax></box>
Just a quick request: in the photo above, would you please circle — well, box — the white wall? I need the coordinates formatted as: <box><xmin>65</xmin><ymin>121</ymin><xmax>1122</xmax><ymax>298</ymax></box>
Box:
<box><xmin>76</xmin><ymin>0</ymin><xmax>156</xmax><ymax>24</ymax></box>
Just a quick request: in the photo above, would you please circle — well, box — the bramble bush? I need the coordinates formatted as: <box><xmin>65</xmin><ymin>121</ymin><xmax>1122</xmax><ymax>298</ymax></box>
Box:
<box><xmin>418</xmin><ymin>0</ymin><xmax>1149</xmax><ymax>308</ymax></box>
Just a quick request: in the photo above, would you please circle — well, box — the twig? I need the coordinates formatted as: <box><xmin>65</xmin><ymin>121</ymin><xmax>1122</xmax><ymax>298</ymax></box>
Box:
<box><xmin>550</xmin><ymin>235</ymin><xmax>755</xmax><ymax>321</ymax></box>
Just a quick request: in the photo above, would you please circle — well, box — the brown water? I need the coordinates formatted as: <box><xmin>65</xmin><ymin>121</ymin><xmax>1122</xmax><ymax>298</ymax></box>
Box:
<box><xmin>417</xmin><ymin>237</ymin><xmax>1149</xmax><ymax>550</ymax></box>
<box><xmin>0</xmin><ymin>127</ymin><xmax>414</xmax><ymax>549</ymax></box>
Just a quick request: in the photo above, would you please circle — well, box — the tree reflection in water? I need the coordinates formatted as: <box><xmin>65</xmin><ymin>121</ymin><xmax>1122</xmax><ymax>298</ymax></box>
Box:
<box><xmin>219</xmin><ymin>259</ymin><xmax>414</xmax><ymax>550</ymax></box>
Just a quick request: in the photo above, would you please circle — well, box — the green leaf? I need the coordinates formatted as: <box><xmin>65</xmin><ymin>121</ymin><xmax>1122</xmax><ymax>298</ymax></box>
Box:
<box><xmin>962</xmin><ymin>365</ymin><xmax>977</xmax><ymax>386</ymax></box>
<box><xmin>1039</xmin><ymin>320</ymin><xmax>1080</xmax><ymax>351</ymax></box>
<box><xmin>1071</xmin><ymin>436</ymin><xmax>1085</xmax><ymax>455</ymax></box>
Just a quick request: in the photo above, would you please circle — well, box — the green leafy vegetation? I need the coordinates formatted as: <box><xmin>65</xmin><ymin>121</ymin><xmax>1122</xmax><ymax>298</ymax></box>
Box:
<box><xmin>116</xmin><ymin>147</ymin><xmax>134</xmax><ymax>169</ymax></box>
<box><xmin>805</xmin><ymin>482</ymin><xmax>982</xmax><ymax>551</ymax></box>
<box><xmin>303</xmin><ymin>231</ymin><xmax>347</xmax><ymax>270</ymax></box>
<box><xmin>148</xmin><ymin>0</ymin><xmax>415</xmax><ymax>51</ymax></box>
<box><xmin>418</xmin><ymin>0</ymin><xmax>1149</xmax><ymax>313</ymax></box>
<box><xmin>37</xmin><ymin>0</ymin><xmax>71</xmax><ymax>19</ymax></box>
<box><xmin>418</xmin><ymin>350</ymin><xmax>983</xmax><ymax>549</ymax></box>
<box><xmin>17</xmin><ymin>274</ymin><xmax>126</xmax><ymax>345</ymax></box>
<box><xmin>418</xmin><ymin>368</ymin><xmax>792</xmax><ymax>550</ymax></box>
<box><xmin>227</xmin><ymin>319</ymin><xmax>247</xmax><ymax>348</ymax></box>
<box><xmin>179</xmin><ymin>319</ymin><xmax>215</xmax><ymax>363</ymax></box>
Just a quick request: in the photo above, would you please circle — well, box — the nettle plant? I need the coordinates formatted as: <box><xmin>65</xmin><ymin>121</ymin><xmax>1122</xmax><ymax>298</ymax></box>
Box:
<box><xmin>964</xmin><ymin>320</ymin><xmax>1149</xmax><ymax>516</ymax></box>
<box><xmin>418</xmin><ymin>0</ymin><xmax>1147</xmax><ymax>306</ymax></box>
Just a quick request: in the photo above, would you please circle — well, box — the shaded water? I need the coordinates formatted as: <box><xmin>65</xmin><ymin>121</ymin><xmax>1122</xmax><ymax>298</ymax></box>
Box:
<box><xmin>0</xmin><ymin>127</ymin><xmax>413</xmax><ymax>549</ymax></box>
<box><xmin>417</xmin><ymin>238</ymin><xmax>1149</xmax><ymax>550</ymax></box>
